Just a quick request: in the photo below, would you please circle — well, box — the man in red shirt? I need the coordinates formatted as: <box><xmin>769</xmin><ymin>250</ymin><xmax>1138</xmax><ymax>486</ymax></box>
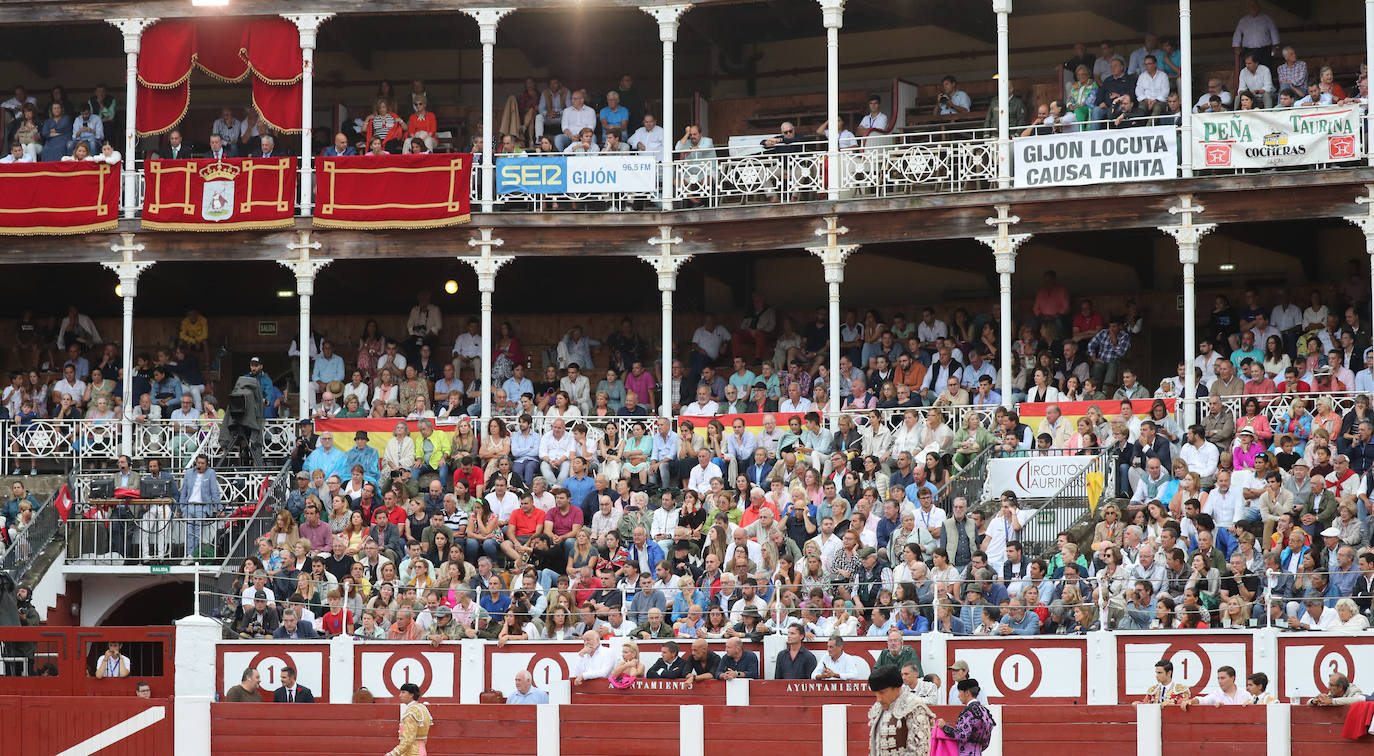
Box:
<box><xmin>502</xmin><ymin>492</ymin><xmax>546</xmax><ymax>561</ymax></box>
<box><xmin>543</xmin><ymin>487</ymin><xmax>584</xmax><ymax>557</ymax></box>
<box><xmin>1279</xmin><ymin>366</ymin><xmax>1311</xmax><ymax>394</ymax></box>
<box><xmin>451</xmin><ymin>455</ymin><xmax>485</xmax><ymax>498</ymax></box>
<box><xmin>1242</xmin><ymin>361</ymin><xmax>1277</xmax><ymax>395</ymax></box>
<box><xmin>1071</xmin><ymin>297</ymin><xmax>1104</xmax><ymax>345</ymax></box>
<box><xmin>1033</xmin><ymin>270</ymin><xmax>1070</xmax><ymax>334</ymax></box>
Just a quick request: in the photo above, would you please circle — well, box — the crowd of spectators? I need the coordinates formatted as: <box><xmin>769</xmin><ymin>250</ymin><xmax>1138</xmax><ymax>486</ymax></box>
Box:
<box><xmin>1021</xmin><ymin>2</ymin><xmax>1367</xmax><ymax>135</ymax></box>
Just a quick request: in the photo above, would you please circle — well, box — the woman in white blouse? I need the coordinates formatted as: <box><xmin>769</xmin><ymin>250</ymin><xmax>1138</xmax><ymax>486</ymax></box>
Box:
<box><xmin>1025</xmin><ymin>367</ymin><xmax>1060</xmax><ymax>403</ymax></box>
<box><xmin>381</xmin><ymin>420</ymin><xmax>415</xmax><ymax>477</ymax></box>
<box><xmin>372</xmin><ymin>368</ymin><xmax>399</xmax><ymax>415</ymax></box>
<box><xmin>61</xmin><ymin>141</ymin><xmax>94</xmax><ymax>162</ymax></box>
<box><xmin>1331</xmin><ymin>598</ymin><xmax>1370</xmax><ymax>632</ymax></box>
<box><xmin>1302</xmin><ymin>289</ymin><xmax>1330</xmax><ymax>333</ymax></box>
<box><xmin>546</xmin><ymin>390</ymin><xmax>582</xmax><ymax>421</ymax></box>
<box><xmin>342</xmin><ymin>369</ymin><xmax>370</xmax><ymax>413</ymax></box>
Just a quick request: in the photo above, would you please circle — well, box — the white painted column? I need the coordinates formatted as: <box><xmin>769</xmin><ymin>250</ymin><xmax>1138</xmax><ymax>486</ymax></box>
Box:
<box><xmin>1179</xmin><ymin>0</ymin><xmax>1194</xmax><ymax>177</ymax></box>
<box><xmin>284</xmin><ymin>14</ymin><xmax>333</xmax><ymax>217</ymax></box>
<box><xmin>642</xmin><ymin>227</ymin><xmax>691</xmax><ymax>418</ymax></box>
<box><xmin>993</xmin><ymin>0</ymin><xmax>1012</xmax><ymax>186</ymax></box>
<box><xmin>1160</xmin><ymin>195</ymin><xmax>1215</xmax><ymax>425</ymax></box>
<box><xmin>819</xmin><ymin>0</ymin><xmax>844</xmax><ymax>198</ymax></box>
<box><xmin>641</xmin><ymin>5</ymin><xmax>690</xmax><ymax>210</ymax></box>
<box><xmin>1347</xmin><ymin>185</ymin><xmax>1374</xmax><ymax>315</ymax></box>
<box><xmin>1085</xmin><ymin>630</ymin><xmax>1118</xmax><ymax>704</ymax></box>
<box><xmin>327</xmin><ymin>634</ymin><xmax>354</xmax><ymax>704</ymax></box>
<box><xmin>975</xmin><ymin>205</ymin><xmax>1031</xmax><ymax>407</ymax></box>
<box><xmin>679</xmin><ymin>705</ymin><xmax>705</xmax><ymax>756</ymax></box>
<box><xmin>921</xmin><ymin>631</ymin><xmax>948</xmax><ymax>687</ymax></box>
<box><xmin>173</xmin><ymin>615</ymin><xmax>220</xmax><ymax>756</ymax></box>
<box><xmin>808</xmin><ymin>216</ymin><xmax>858</xmax><ymax>422</ymax></box>
<box><xmin>536</xmin><ymin>703</ymin><xmax>560</xmax><ymax>756</ymax></box>
<box><xmin>463</xmin><ymin>8</ymin><xmax>514</xmax><ymax>213</ymax></box>
<box><xmin>108</xmin><ymin>18</ymin><xmax>155</xmax><ymax>219</ymax></box>
<box><xmin>1135</xmin><ymin>703</ymin><xmax>1163</xmax><ymax>756</ymax></box>
<box><xmin>1265</xmin><ymin>703</ymin><xmax>1291</xmax><ymax>756</ymax></box>
<box><xmin>279</xmin><ymin>231</ymin><xmax>330</xmax><ymax>419</ymax></box>
<box><xmin>463</xmin><ymin>229</ymin><xmax>514</xmax><ymax>424</ymax></box>
<box><xmin>103</xmin><ymin>234</ymin><xmax>153</xmax><ymax>456</ymax></box>
<box><xmin>820</xmin><ymin>704</ymin><xmax>848</xmax><ymax>756</ymax></box>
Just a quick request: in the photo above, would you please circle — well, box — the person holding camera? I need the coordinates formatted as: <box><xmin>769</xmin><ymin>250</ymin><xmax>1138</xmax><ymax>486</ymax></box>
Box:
<box><xmin>933</xmin><ymin>76</ymin><xmax>971</xmax><ymax>115</ymax></box>
<box><xmin>405</xmin><ymin>291</ymin><xmax>442</xmax><ymax>364</ymax></box>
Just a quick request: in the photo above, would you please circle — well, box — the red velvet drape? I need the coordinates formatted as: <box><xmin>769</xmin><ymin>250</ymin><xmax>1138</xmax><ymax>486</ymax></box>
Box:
<box><xmin>136</xmin><ymin>18</ymin><xmax>302</xmax><ymax>137</ymax></box>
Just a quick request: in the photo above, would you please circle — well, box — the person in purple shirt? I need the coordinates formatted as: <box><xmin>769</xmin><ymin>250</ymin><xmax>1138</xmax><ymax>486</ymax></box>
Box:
<box><xmin>543</xmin><ymin>487</ymin><xmax>585</xmax><ymax>557</ymax></box>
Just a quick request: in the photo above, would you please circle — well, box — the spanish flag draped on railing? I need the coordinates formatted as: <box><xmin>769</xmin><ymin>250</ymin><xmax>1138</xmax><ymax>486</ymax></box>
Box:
<box><xmin>0</xmin><ymin>161</ymin><xmax>119</xmax><ymax>235</ymax></box>
<box><xmin>141</xmin><ymin>157</ymin><xmax>297</xmax><ymax>231</ymax></box>
<box><xmin>313</xmin><ymin>153</ymin><xmax>473</xmax><ymax>230</ymax></box>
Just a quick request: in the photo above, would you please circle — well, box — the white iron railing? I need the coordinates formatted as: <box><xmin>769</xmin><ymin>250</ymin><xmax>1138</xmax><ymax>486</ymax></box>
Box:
<box><xmin>3</xmin><ymin>418</ymin><xmax>297</xmax><ymax>471</ymax></box>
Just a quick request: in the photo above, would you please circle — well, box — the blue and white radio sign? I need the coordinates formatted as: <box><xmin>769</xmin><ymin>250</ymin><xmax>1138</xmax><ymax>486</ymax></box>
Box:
<box><xmin>496</xmin><ymin>154</ymin><xmax>658</xmax><ymax>194</ymax></box>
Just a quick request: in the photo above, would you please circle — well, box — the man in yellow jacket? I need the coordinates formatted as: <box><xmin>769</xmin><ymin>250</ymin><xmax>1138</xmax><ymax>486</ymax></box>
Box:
<box><xmin>388</xmin><ymin>683</ymin><xmax>433</xmax><ymax>756</ymax></box>
<box><xmin>411</xmin><ymin>419</ymin><xmax>452</xmax><ymax>491</ymax></box>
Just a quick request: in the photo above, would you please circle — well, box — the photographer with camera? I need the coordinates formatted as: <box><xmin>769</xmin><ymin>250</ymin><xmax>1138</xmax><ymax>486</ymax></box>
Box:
<box><xmin>933</xmin><ymin>76</ymin><xmax>971</xmax><ymax>115</ymax></box>
<box><xmin>405</xmin><ymin>290</ymin><xmax>442</xmax><ymax>364</ymax></box>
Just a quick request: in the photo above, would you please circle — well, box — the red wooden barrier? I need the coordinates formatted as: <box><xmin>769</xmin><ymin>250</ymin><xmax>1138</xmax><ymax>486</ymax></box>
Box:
<box><xmin>0</xmin><ymin>626</ymin><xmax>174</xmax><ymax>697</ymax></box>
<box><xmin>211</xmin><ymin>703</ymin><xmax>540</xmax><ymax>756</ymax></box>
<box><xmin>846</xmin><ymin>704</ymin><xmax>965</xmax><ymax>756</ymax></box>
<box><xmin>0</xmin><ymin>696</ymin><xmax>174</xmax><ymax>756</ymax></box>
<box><xmin>561</xmin><ymin>703</ymin><xmax>680</xmax><ymax>756</ymax></box>
<box><xmin>1160</xmin><ymin>706</ymin><xmax>1269</xmax><ymax>756</ymax></box>
<box><xmin>1290</xmin><ymin>705</ymin><xmax>1372</xmax><ymax>755</ymax></box>
<box><xmin>705</xmin><ymin>704</ymin><xmax>828</xmax><ymax>756</ymax></box>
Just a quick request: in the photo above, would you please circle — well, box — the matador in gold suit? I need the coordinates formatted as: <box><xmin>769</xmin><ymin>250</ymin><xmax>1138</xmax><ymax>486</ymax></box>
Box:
<box><xmin>387</xmin><ymin>684</ymin><xmax>433</xmax><ymax>756</ymax></box>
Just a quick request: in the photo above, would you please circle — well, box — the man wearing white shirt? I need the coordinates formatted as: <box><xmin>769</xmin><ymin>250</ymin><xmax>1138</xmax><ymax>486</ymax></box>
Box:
<box><xmin>539</xmin><ymin>419</ymin><xmax>577</xmax><ymax>483</ymax></box>
<box><xmin>816</xmin><ymin>118</ymin><xmax>857</xmax><ymax>149</ymax></box>
<box><xmin>1134</xmin><ymin>55</ymin><xmax>1170</xmax><ymax>115</ymax></box>
<box><xmin>808</xmin><ymin>517</ymin><xmax>844</xmax><ymax>572</ymax></box>
<box><xmin>688</xmin><ymin>315</ymin><xmax>731</xmax><ymax>378</ymax></box>
<box><xmin>812</xmin><ymin>637</ymin><xmax>861</xmax><ymax>680</ymax></box>
<box><xmin>1356</xmin><ymin>348</ymin><xmax>1374</xmax><ymax>394</ymax></box>
<box><xmin>856</xmin><ymin>95</ymin><xmax>890</xmax><ymax>137</ymax></box>
<box><xmin>1194</xmin><ymin>339</ymin><xmax>1222</xmax><ymax>387</ymax></box>
<box><xmin>451</xmin><ymin>319</ymin><xmax>482</xmax><ymax>380</ymax></box>
<box><xmin>687</xmin><ymin>449</ymin><xmax>723</xmax><ymax>495</ymax></box>
<box><xmin>1238</xmin><ymin>54</ymin><xmax>1276</xmax><ymax>108</ymax></box>
<box><xmin>569</xmin><ymin>631</ymin><xmax>616</xmax><ymax>685</ymax></box>
<box><xmin>778</xmin><ymin>383</ymin><xmax>814</xmax><ymax>414</ymax></box>
<box><xmin>1232</xmin><ymin>0</ymin><xmax>1280</xmax><ymax>72</ymax></box>
<box><xmin>1180</xmin><ymin>425</ymin><xmax>1220</xmax><ymax>484</ymax></box>
<box><xmin>913</xmin><ymin>494</ymin><xmax>947</xmax><ymax>542</ymax></box>
<box><xmin>1189</xmin><ymin>666</ymin><xmax>1249</xmax><ymax>707</ymax></box>
<box><xmin>557</xmin><ymin>90</ymin><xmax>596</xmax><ymax>151</ymax></box>
<box><xmin>755</xmin><ymin>414</ymin><xmax>784</xmax><ymax>460</ymax></box>
<box><xmin>0</xmin><ymin>144</ymin><xmax>34</xmax><ymax>164</ymax></box>
<box><xmin>1193</xmin><ymin>79</ymin><xmax>1234</xmax><ymax>113</ymax></box>
<box><xmin>485</xmin><ymin>475</ymin><xmax>521</xmax><ymax>524</ymax></box>
<box><xmin>628</xmin><ymin>113</ymin><xmax>664</xmax><ymax>155</ymax></box>
<box><xmin>683</xmin><ymin>385</ymin><xmax>719</xmax><ymax>416</ymax></box>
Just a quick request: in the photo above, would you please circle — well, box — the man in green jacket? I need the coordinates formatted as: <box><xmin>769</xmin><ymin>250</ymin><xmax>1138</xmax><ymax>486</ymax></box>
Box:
<box><xmin>874</xmin><ymin>626</ymin><xmax>921</xmax><ymax>676</ymax></box>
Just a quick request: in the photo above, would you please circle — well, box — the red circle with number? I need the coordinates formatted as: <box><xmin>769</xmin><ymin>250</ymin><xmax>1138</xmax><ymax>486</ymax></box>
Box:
<box><xmin>1311</xmin><ymin>643</ymin><xmax>1356</xmax><ymax>695</ymax></box>
<box><xmin>991</xmin><ymin>647</ymin><xmax>1042</xmax><ymax>701</ymax></box>
<box><xmin>1161</xmin><ymin>641</ymin><xmax>1211</xmax><ymax>693</ymax></box>
<box><xmin>381</xmin><ymin>651</ymin><xmax>434</xmax><ymax>698</ymax></box>
<box><xmin>248</xmin><ymin>650</ymin><xmax>297</xmax><ymax>694</ymax></box>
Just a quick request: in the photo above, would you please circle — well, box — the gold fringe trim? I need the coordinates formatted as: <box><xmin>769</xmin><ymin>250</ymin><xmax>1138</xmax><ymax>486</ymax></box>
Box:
<box><xmin>141</xmin><ymin>217</ymin><xmax>294</xmax><ymax>232</ymax></box>
<box><xmin>135</xmin><ymin>90</ymin><xmax>190</xmax><ymax>138</ymax></box>
<box><xmin>194</xmin><ymin>54</ymin><xmax>251</xmax><ymax>85</ymax></box>
<box><xmin>312</xmin><ymin>214</ymin><xmax>472</xmax><ymax>230</ymax></box>
<box><xmin>0</xmin><ymin>220</ymin><xmax>117</xmax><ymax>236</ymax></box>
<box><xmin>252</xmin><ymin>100</ymin><xmax>302</xmax><ymax>135</ymax></box>
<box><xmin>240</xmin><ymin>48</ymin><xmax>302</xmax><ymax>86</ymax></box>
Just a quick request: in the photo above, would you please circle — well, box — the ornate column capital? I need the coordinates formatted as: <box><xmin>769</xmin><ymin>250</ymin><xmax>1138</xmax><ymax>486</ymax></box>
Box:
<box><xmin>281</xmin><ymin>13</ymin><xmax>333</xmax><ymax>48</ymax></box>
<box><xmin>108</xmin><ymin>18</ymin><xmax>157</xmax><ymax>52</ymax></box>
<box><xmin>1160</xmin><ymin>194</ymin><xmax>1216</xmax><ymax>264</ymax></box>
<box><xmin>640</xmin><ymin>4</ymin><xmax>691</xmax><ymax>41</ymax></box>
<box><xmin>463</xmin><ymin>8</ymin><xmax>515</xmax><ymax>45</ymax></box>
<box><xmin>991</xmin><ymin>0</ymin><xmax>1013</xmax><ymax>15</ymax></box>
<box><xmin>817</xmin><ymin>0</ymin><xmax>845</xmax><ymax>29</ymax></box>
<box><xmin>464</xmin><ymin>228</ymin><xmax>513</xmax><ymax>293</ymax></box>
<box><xmin>280</xmin><ymin>231</ymin><xmax>330</xmax><ymax>296</ymax></box>
<box><xmin>974</xmin><ymin>204</ymin><xmax>1030</xmax><ymax>272</ymax></box>
<box><xmin>642</xmin><ymin>226</ymin><xmax>690</xmax><ymax>290</ymax></box>
<box><xmin>104</xmin><ymin>233</ymin><xmax>153</xmax><ymax>296</ymax></box>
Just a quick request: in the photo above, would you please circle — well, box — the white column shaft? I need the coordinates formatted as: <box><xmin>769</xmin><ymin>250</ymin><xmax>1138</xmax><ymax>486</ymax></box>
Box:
<box><xmin>482</xmin><ymin>40</ymin><xmax>496</xmax><ymax>213</ymax></box>
<box><xmin>828</xmin><ymin>278</ymin><xmax>841</xmax><ymax>417</ymax></box>
<box><xmin>121</xmin><ymin>292</ymin><xmax>136</xmax><ymax>455</ymax></box>
<box><xmin>1183</xmin><ymin>260</ymin><xmax>1197</xmax><ymax>424</ymax></box>
<box><xmin>300</xmin><ymin>43</ymin><xmax>316</xmax><ymax>215</ymax></box>
<box><xmin>480</xmin><ymin>286</ymin><xmax>494</xmax><ymax>422</ymax></box>
<box><xmin>995</xmin><ymin>7</ymin><xmax>1011</xmax><ymax>184</ymax></box>
<box><xmin>123</xmin><ymin>48</ymin><xmax>139</xmax><ymax>218</ymax></box>
<box><xmin>298</xmin><ymin>292</ymin><xmax>311</xmax><ymax>418</ymax></box>
<box><xmin>825</xmin><ymin>24</ymin><xmax>840</xmax><ymax>196</ymax></box>
<box><xmin>999</xmin><ymin>271</ymin><xmax>1013</xmax><ymax>406</ymax></box>
<box><xmin>661</xmin><ymin>37</ymin><xmax>676</xmax><ymax>208</ymax></box>
<box><xmin>1180</xmin><ymin>0</ymin><xmax>1195</xmax><ymax>177</ymax></box>
<box><xmin>661</xmin><ymin>288</ymin><xmax>673</xmax><ymax>417</ymax></box>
